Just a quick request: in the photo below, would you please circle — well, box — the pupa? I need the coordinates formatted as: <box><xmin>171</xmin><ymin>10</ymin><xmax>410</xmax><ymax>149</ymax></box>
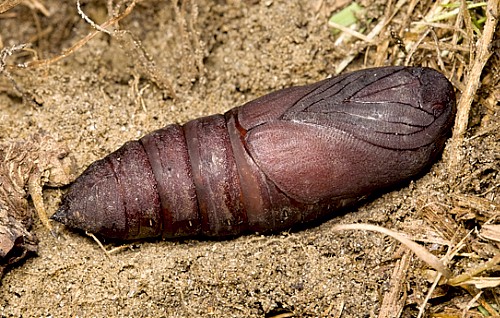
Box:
<box><xmin>52</xmin><ymin>66</ymin><xmax>456</xmax><ymax>240</ymax></box>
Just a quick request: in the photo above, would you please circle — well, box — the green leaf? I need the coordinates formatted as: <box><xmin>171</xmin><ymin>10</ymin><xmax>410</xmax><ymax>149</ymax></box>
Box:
<box><xmin>328</xmin><ymin>3</ymin><xmax>364</xmax><ymax>35</ymax></box>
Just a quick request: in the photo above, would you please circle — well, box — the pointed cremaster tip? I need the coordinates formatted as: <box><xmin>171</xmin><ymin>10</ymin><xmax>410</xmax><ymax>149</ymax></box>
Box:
<box><xmin>50</xmin><ymin>206</ymin><xmax>69</xmax><ymax>225</ymax></box>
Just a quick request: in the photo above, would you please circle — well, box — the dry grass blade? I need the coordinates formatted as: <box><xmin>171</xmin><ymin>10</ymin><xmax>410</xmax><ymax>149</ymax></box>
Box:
<box><xmin>331</xmin><ymin>223</ymin><xmax>452</xmax><ymax>278</ymax></box>
<box><xmin>86</xmin><ymin>232</ymin><xmax>111</xmax><ymax>259</ymax></box>
<box><xmin>461</xmin><ymin>284</ymin><xmax>499</xmax><ymax>316</ymax></box>
<box><xmin>328</xmin><ymin>20</ymin><xmax>373</xmax><ymax>43</ymax></box>
<box><xmin>479</xmin><ymin>224</ymin><xmax>500</xmax><ymax>243</ymax></box>
<box><xmin>457</xmin><ymin>277</ymin><xmax>500</xmax><ymax>289</ymax></box>
<box><xmin>0</xmin><ymin>0</ymin><xmax>21</xmax><ymax>13</ymax></box>
<box><xmin>448</xmin><ymin>254</ymin><xmax>500</xmax><ymax>287</ymax></box>
<box><xmin>85</xmin><ymin>232</ymin><xmax>131</xmax><ymax>256</ymax></box>
<box><xmin>417</xmin><ymin>272</ymin><xmax>444</xmax><ymax>318</ymax></box>
<box><xmin>447</xmin><ymin>0</ymin><xmax>499</xmax><ymax>180</ymax></box>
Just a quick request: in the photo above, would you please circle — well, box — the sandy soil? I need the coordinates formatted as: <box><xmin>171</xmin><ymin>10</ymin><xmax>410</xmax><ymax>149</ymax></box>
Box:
<box><xmin>0</xmin><ymin>1</ymin><xmax>498</xmax><ymax>317</ymax></box>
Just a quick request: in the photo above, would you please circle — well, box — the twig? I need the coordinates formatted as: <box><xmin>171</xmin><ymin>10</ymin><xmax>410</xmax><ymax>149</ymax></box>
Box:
<box><xmin>447</xmin><ymin>0</ymin><xmax>499</xmax><ymax>181</ymax></box>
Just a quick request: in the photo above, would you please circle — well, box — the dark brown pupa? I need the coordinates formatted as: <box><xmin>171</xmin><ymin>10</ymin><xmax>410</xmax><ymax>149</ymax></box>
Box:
<box><xmin>51</xmin><ymin>66</ymin><xmax>456</xmax><ymax>240</ymax></box>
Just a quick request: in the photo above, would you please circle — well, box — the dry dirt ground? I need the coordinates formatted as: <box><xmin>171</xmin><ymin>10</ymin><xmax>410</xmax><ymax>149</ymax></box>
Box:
<box><xmin>0</xmin><ymin>1</ymin><xmax>498</xmax><ymax>317</ymax></box>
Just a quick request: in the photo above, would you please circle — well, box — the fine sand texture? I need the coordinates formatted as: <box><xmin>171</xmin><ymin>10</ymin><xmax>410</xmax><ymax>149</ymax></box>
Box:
<box><xmin>0</xmin><ymin>1</ymin><xmax>498</xmax><ymax>317</ymax></box>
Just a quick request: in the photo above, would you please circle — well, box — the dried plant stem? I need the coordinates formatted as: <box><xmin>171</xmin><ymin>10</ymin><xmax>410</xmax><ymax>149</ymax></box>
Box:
<box><xmin>331</xmin><ymin>223</ymin><xmax>452</xmax><ymax>278</ymax></box>
<box><xmin>86</xmin><ymin>232</ymin><xmax>111</xmax><ymax>259</ymax></box>
<box><xmin>447</xmin><ymin>0</ymin><xmax>499</xmax><ymax>180</ymax></box>
<box><xmin>448</xmin><ymin>254</ymin><xmax>500</xmax><ymax>286</ymax></box>
<box><xmin>378</xmin><ymin>250</ymin><xmax>410</xmax><ymax>318</ymax></box>
<box><xmin>76</xmin><ymin>0</ymin><xmax>112</xmax><ymax>35</ymax></box>
<box><xmin>10</xmin><ymin>0</ymin><xmax>137</xmax><ymax>69</ymax></box>
<box><xmin>328</xmin><ymin>20</ymin><xmax>373</xmax><ymax>42</ymax></box>
<box><xmin>28</xmin><ymin>172</ymin><xmax>52</xmax><ymax>233</ymax></box>
<box><xmin>417</xmin><ymin>272</ymin><xmax>443</xmax><ymax>318</ymax></box>
<box><xmin>461</xmin><ymin>284</ymin><xmax>499</xmax><ymax>316</ymax></box>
